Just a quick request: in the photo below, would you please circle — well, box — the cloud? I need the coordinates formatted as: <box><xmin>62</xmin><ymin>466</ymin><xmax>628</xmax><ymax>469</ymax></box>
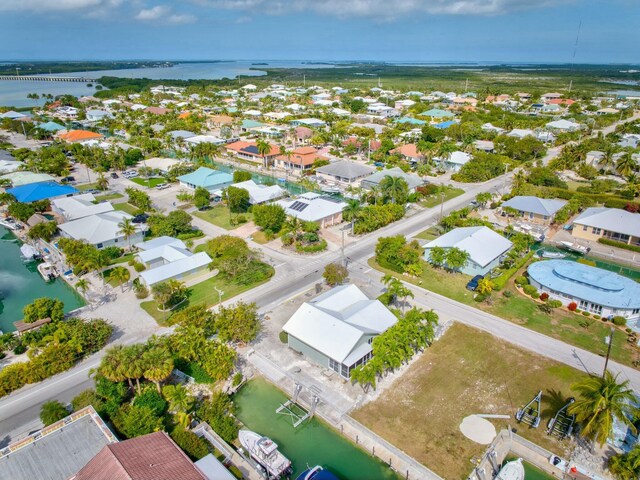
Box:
<box><xmin>192</xmin><ymin>0</ymin><xmax>568</xmax><ymax>18</ymax></box>
<box><xmin>0</xmin><ymin>0</ymin><xmax>122</xmax><ymax>12</ymax></box>
<box><xmin>135</xmin><ymin>4</ymin><xmax>197</xmax><ymax>24</ymax></box>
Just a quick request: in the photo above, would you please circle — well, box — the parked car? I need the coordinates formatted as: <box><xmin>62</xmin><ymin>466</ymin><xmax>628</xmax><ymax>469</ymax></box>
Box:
<box><xmin>132</xmin><ymin>213</ymin><xmax>149</xmax><ymax>224</ymax></box>
<box><xmin>155</xmin><ymin>183</ymin><xmax>169</xmax><ymax>190</ymax></box>
<box><xmin>110</xmin><ymin>172</ymin><xmax>119</xmax><ymax>179</ymax></box>
<box><xmin>61</xmin><ymin>176</ymin><xmax>75</xmax><ymax>183</ymax></box>
<box><xmin>466</xmin><ymin>274</ymin><xmax>484</xmax><ymax>291</ymax></box>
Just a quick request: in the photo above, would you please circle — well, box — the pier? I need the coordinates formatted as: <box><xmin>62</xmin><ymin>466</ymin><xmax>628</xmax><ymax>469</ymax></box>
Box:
<box><xmin>0</xmin><ymin>75</ymin><xmax>94</xmax><ymax>83</ymax></box>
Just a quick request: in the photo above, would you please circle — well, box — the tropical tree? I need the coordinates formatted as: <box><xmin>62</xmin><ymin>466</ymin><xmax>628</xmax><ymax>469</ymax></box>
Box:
<box><xmin>40</xmin><ymin>400</ymin><xmax>68</xmax><ymax>426</ymax></box>
<box><xmin>162</xmin><ymin>384</ymin><xmax>194</xmax><ymax>414</ymax></box>
<box><xmin>98</xmin><ymin>345</ymin><xmax>130</xmax><ymax>388</ymax></box>
<box><xmin>427</xmin><ymin>246</ymin><xmax>447</xmax><ymax>268</ymax></box>
<box><xmin>256</xmin><ymin>138</ymin><xmax>272</xmax><ymax>167</ymax></box>
<box><xmin>75</xmin><ymin>278</ymin><xmax>90</xmax><ymax>299</ymax></box>
<box><xmin>342</xmin><ymin>199</ymin><xmax>363</xmax><ymax>234</ymax></box>
<box><xmin>96</xmin><ymin>173</ymin><xmax>109</xmax><ymax>191</ymax></box>
<box><xmin>111</xmin><ymin>266</ymin><xmax>130</xmax><ymax>292</ymax></box>
<box><xmin>599</xmin><ymin>145</ymin><xmax>618</xmax><ymax>173</ymax></box>
<box><xmin>193</xmin><ymin>187</ymin><xmax>211</xmax><ymax>210</ymax></box>
<box><xmin>445</xmin><ymin>247</ymin><xmax>469</xmax><ymax>272</ymax></box>
<box><xmin>617</xmin><ymin>152</ymin><xmax>636</xmax><ymax>178</ymax></box>
<box><xmin>609</xmin><ymin>444</ymin><xmax>640</xmax><ymax>480</ymax></box>
<box><xmin>568</xmin><ymin>371</ymin><xmax>639</xmax><ymax>446</ymax></box>
<box><xmin>118</xmin><ymin>218</ymin><xmax>137</xmax><ymax>251</ymax></box>
<box><xmin>379</xmin><ymin>175</ymin><xmax>409</xmax><ymax>205</ymax></box>
<box><xmin>123</xmin><ymin>344</ymin><xmax>147</xmax><ymax>394</ymax></box>
<box><xmin>323</xmin><ymin>262</ymin><xmax>349</xmax><ymax>286</ymax></box>
<box><xmin>142</xmin><ymin>345</ymin><xmax>174</xmax><ymax>393</ymax></box>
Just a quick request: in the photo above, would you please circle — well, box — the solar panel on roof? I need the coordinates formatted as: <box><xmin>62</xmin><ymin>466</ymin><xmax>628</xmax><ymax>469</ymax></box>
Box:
<box><xmin>289</xmin><ymin>201</ymin><xmax>309</xmax><ymax>212</ymax></box>
<box><xmin>242</xmin><ymin>145</ymin><xmax>260</xmax><ymax>155</ymax></box>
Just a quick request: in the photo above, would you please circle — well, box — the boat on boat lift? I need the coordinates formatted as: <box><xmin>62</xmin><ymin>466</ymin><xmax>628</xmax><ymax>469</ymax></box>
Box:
<box><xmin>496</xmin><ymin>458</ymin><xmax>525</xmax><ymax>480</ymax></box>
<box><xmin>37</xmin><ymin>262</ymin><xmax>57</xmax><ymax>282</ymax></box>
<box><xmin>296</xmin><ymin>465</ymin><xmax>339</xmax><ymax>480</ymax></box>
<box><xmin>238</xmin><ymin>429</ymin><xmax>292</xmax><ymax>479</ymax></box>
<box><xmin>558</xmin><ymin>241</ymin><xmax>590</xmax><ymax>255</ymax></box>
<box><xmin>539</xmin><ymin>249</ymin><xmax>566</xmax><ymax>259</ymax></box>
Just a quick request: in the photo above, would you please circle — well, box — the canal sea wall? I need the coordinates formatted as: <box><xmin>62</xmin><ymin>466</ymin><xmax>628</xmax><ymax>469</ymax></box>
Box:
<box><xmin>245</xmin><ymin>348</ymin><xmax>443</xmax><ymax>480</ymax></box>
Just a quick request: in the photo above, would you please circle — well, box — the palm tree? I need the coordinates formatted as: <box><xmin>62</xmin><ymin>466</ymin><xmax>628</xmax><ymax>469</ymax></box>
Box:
<box><xmin>342</xmin><ymin>199</ymin><xmax>363</xmax><ymax>234</ymax></box>
<box><xmin>617</xmin><ymin>152</ymin><xmax>636</xmax><ymax>178</ymax></box>
<box><xmin>568</xmin><ymin>371</ymin><xmax>639</xmax><ymax>446</ymax></box>
<box><xmin>162</xmin><ymin>384</ymin><xmax>194</xmax><ymax>414</ymax></box>
<box><xmin>123</xmin><ymin>344</ymin><xmax>146</xmax><ymax>394</ymax></box>
<box><xmin>75</xmin><ymin>278</ymin><xmax>90</xmax><ymax>297</ymax></box>
<box><xmin>117</xmin><ymin>218</ymin><xmax>137</xmax><ymax>251</ymax></box>
<box><xmin>256</xmin><ymin>138</ymin><xmax>272</xmax><ymax>168</ymax></box>
<box><xmin>95</xmin><ymin>173</ymin><xmax>109</xmax><ymax>191</ymax></box>
<box><xmin>599</xmin><ymin>145</ymin><xmax>618</xmax><ymax>173</ymax></box>
<box><xmin>98</xmin><ymin>346</ymin><xmax>130</xmax><ymax>388</ymax></box>
<box><xmin>111</xmin><ymin>267</ymin><xmax>130</xmax><ymax>292</ymax></box>
<box><xmin>142</xmin><ymin>346</ymin><xmax>174</xmax><ymax>393</ymax></box>
<box><xmin>379</xmin><ymin>175</ymin><xmax>409</xmax><ymax>205</ymax></box>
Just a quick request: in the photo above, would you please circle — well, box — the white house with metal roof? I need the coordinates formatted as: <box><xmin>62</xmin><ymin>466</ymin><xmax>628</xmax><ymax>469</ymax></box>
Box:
<box><xmin>423</xmin><ymin>226</ymin><xmax>513</xmax><ymax>276</ymax></box>
<box><xmin>232</xmin><ymin>180</ymin><xmax>286</xmax><ymax>204</ymax></box>
<box><xmin>51</xmin><ymin>193</ymin><xmax>114</xmax><ymax>221</ymax></box>
<box><xmin>316</xmin><ymin>160</ymin><xmax>375</xmax><ymax>187</ymax></box>
<box><xmin>501</xmin><ymin>196</ymin><xmax>567</xmax><ymax>225</ymax></box>
<box><xmin>276</xmin><ymin>193</ymin><xmax>347</xmax><ymax>227</ymax></box>
<box><xmin>136</xmin><ymin>236</ymin><xmax>212</xmax><ymax>286</ymax></box>
<box><xmin>360</xmin><ymin>167</ymin><xmax>425</xmax><ymax>192</ymax></box>
<box><xmin>58</xmin><ymin>211</ymin><xmax>146</xmax><ymax>249</ymax></box>
<box><xmin>282</xmin><ymin>284</ymin><xmax>398</xmax><ymax>379</ymax></box>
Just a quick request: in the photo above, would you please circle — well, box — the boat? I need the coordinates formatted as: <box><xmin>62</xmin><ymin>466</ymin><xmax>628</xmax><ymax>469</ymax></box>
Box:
<box><xmin>496</xmin><ymin>458</ymin><xmax>525</xmax><ymax>480</ymax></box>
<box><xmin>20</xmin><ymin>244</ymin><xmax>41</xmax><ymax>261</ymax></box>
<box><xmin>0</xmin><ymin>218</ymin><xmax>17</xmax><ymax>230</ymax></box>
<box><xmin>238</xmin><ymin>429</ymin><xmax>292</xmax><ymax>479</ymax></box>
<box><xmin>539</xmin><ymin>250</ymin><xmax>566</xmax><ymax>259</ymax></box>
<box><xmin>296</xmin><ymin>466</ymin><xmax>339</xmax><ymax>480</ymax></box>
<box><xmin>37</xmin><ymin>262</ymin><xmax>57</xmax><ymax>282</ymax></box>
<box><xmin>558</xmin><ymin>241</ymin><xmax>590</xmax><ymax>254</ymax></box>
<box><xmin>320</xmin><ymin>186</ymin><xmax>341</xmax><ymax>194</ymax></box>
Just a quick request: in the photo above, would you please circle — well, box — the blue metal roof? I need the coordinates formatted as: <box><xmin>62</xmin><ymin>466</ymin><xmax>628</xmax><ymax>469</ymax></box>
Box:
<box><xmin>396</xmin><ymin>117</ymin><xmax>426</xmax><ymax>125</ymax></box>
<box><xmin>7</xmin><ymin>181</ymin><xmax>78</xmax><ymax>203</ymax></box>
<box><xmin>177</xmin><ymin>167</ymin><xmax>233</xmax><ymax>189</ymax></box>
<box><xmin>435</xmin><ymin>120</ymin><xmax>457</xmax><ymax>129</ymax></box>
<box><xmin>528</xmin><ymin>260</ymin><xmax>640</xmax><ymax>309</ymax></box>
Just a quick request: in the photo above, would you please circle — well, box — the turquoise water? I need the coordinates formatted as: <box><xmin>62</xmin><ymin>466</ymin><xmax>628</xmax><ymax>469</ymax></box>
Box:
<box><xmin>534</xmin><ymin>245</ymin><xmax>640</xmax><ymax>281</ymax></box>
<box><xmin>212</xmin><ymin>162</ymin><xmax>315</xmax><ymax>197</ymax></box>
<box><xmin>0</xmin><ymin>226</ymin><xmax>84</xmax><ymax>332</ymax></box>
<box><xmin>234</xmin><ymin>379</ymin><xmax>399</xmax><ymax>480</ymax></box>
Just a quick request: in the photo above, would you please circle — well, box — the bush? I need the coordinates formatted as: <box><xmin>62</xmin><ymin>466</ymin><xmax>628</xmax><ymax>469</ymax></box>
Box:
<box><xmin>474</xmin><ymin>292</ymin><xmax>489</xmax><ymax>302</ymax></box>
<box><xmin>515</xmin><ymin>276</ymin><xmax>528</xmax><ymax>286</ymax></box>
<box><xmin>323</xmin><ymin>263</ymin><xmax>349</xmax><ymax>286</ymax></box>
<box><xmin>522</xmin><ymin>285</ymin><xmax>538</xmax><ymax>297</ymax></box>
<box><xmin>493</xmin><ymin>252</ymin><xmax>535</xmax><ymax>291</ymax></box>
<box><xmin>170</xmin><ymin>426</ymin><xmax>209</xmax><ymax>461</ymax></box>
<box><xmin>72</xmin><ymin>389</ymin><xmax>103</xmax><ymax>412</ymax></box>
<box><xmin>295</xmin><ymin>239</ymin><xmax>327</xmax><ymax>253</ymax></box>
<box><xmin>538</xmin><ymin>303</ymin><xmax>553</xmax><ymax>314</ymax></box>
<box><xmin>232</xmin><ymin>372</ymin><xmax>243</xmax><ymax>387</ymax></box>
<box><xmin>593</xmin><ymin>315</ymin><xmax>601</xmax><ymax>320</ymax></box>
<box><xmin>40</xmin><ymin>400</ymin><xmax>69</xmax><ymax>426</ymax></box>
<box><xmin>278</xmin><ymin>331</ymin><xmax>288</xmax><ymax>343</ymax></box>
<box><xmin>502</xmin><ymin>290</ymin><xmax>513</xmax><ymax>298</ymax></box>
<box><xmin>13</xmin><ymin>343</ymin><xmax>27</xmax><ymax>355</ymax></box>
<box><xmin>598</xmin><ymin>238</ymin><xmax>640</xmax><ymax>253</ymax></box>
<box><xmin>613</xmin><ymin>316</ymin><xmax>627</xmax><ymax>326</ymax></box>
<box><xmin>112</xmin><ymin>404</ymin><xmax>164</xmax><ymax>439</ymax></box>
<box><xmin>196</xmin><ymin>392</ymin><xmax>238</xmax><ymax>443</ymax></box>
<box><xmin>567</xmin><ymin>302</ymin><xmax>578</xmax><ymax>311</ymax></box>
<box><xmin>133</xmin><ymin>387</ymin><xmax>168</xmax><ymax>416</ymax></box>
<box><xmin>548</xmin><ymin>300</ymin><xmax>563</xmax><ymax>308</ymax></box>
<box><xmin>133</xmin><ymin>261</ymin><xmax>146</xmax><ymax>272</ymax></box>
<box><xmin>582</xmin><ymin>311</ymin><xmax>591</xmax><ymax>317</ymax></box>
<box><xmin>236</xmin><ymin>214</ymin><xmax>247</xmax><ymax>224</ymax></box>
<box><xmin>539</xmin><ymin>292</ymin><xmax>549</xmax><ymax>301</ymax></box>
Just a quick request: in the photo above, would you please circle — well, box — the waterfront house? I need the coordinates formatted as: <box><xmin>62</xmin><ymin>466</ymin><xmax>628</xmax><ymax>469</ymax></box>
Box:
<box><xmin>224</xmin><ymin>140</ymin><xmax>280</xmax><ymax>167</ymax></box>
<box><xmin>7</xmin><ymin>181</ymin><xmax>78</xmax><ymax>203</ymax></box>
<box><xmin>178</xmin><ymin>167</ymin><xmax>233</xmax><ymax>193</ymax></box>
<box><xmin>232</xmin><ymin>180</ymin><xmax>286</xmax><ymax>204</ymax></box>
<box><xmin>275</xmin><ymin>146</ymin><xmax>325</xmax><ymax>173</ymax></box>
<box><xmin>423</xmin><ymin>226</ymin><xmax>513</xmax><ymax>276</ymax></box>
<box><xmin>58</xmin><ymin>211</ymin><xmax>146</xmax><ymax>249</ymax></box>
<box><xmin>276</xmin><ymin>192</ymin><xmax>347</xmax><ymax>227</ymax></box>
<box><xmin>1</xmin><ymin>171</ymin><xmax>55</xmax><ymax>187</ymax></box>
<box><xmin>501</xmin><ymin>196</ymin><xmax>567</xmax><ymax>225</ymax></box>
<box><xmin>572</xmin><ymin>207</ymin><xmax>640</xmax><ymax>246</ymax></box>
<box><xmin>316</xmin><ymin>161</ymin><xmax>375</xmax><ymax>188</ymax></box>
<box><xmin>282</xmin><ymin>284</ymin><xmax>398</xmax><ymax>379</ymax></box>
<box><xmin>51</xmin><ymin>193</ymin><xmax>114</xmax><ymax>221</ymax></box>
<box><xmin>57</xmin><ymin>129</ymin><xmax>104</xmax><ymax>143</ymax></box>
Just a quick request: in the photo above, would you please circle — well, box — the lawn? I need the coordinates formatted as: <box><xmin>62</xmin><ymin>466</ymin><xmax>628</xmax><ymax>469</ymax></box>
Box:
<box><xmin>140</xmin><ymin>273</ymin><xmax>271</xmax><ymax>325</ymax></box>
<box><xmin>113</xmin><ymin>202</ymin><xmax>140</xmax><ymax>215</ymax></box>
<box><xmin>250</xmin><ymin>230</ymin><xmax>271</xmax><ymax>244</ymax></box>
<box><xmin>193</xmin><ymin>207</ymin><xmax>253</xmax><ymax>231</ymax></box>
<box><xmin>102</xmin><ymin>266</ymin><xmax>130</xmax><ymax>289</ymax></box>
<box><xmin>130</xmin><ymin>177</ymin><xmax>166</xmax><ymax>188</ymax></box>
<box><xmin>352</xmin><ymin>323</ymin><xmax>590</xmax><ymax>479</ymax></box>
<box><xmin>420</xmin><ymin>186</ymin><xmax>465</xmax><ymax>208</ymax></box>
<box><xmin>110</xmin><ymin>253</ymin><xmax>135</xmax><ymax>265</ymax></box>
<box><xmin>94</xmin><ymin>192</ymin><xmax>124</xmax><ymax>202</ymax></box>
<box><xmin>414</xmin><ymin>226</ymin><xmax>441</xmax><ymax>241</ymax></box>
<box><xmin>371</xmin><ymin>259</ymin><xmax>637</xmax><ymax>367</ymax></box>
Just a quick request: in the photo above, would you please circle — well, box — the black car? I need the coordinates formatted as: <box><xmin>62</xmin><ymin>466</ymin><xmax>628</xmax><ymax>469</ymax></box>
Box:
<box><xmin>466</xmin><ymin>274</ymin><xmax>484</xmax><ymax>291</ymax></box>
<box><xmin>110</xmin><ymin>172</ymin><xmax>119</xmax><ymax>179</ymax></box>
<box><xmin>61</xmin><ymin>176</ymin><xmax>75</xmax><ymax>183</ymax></box>
<box><xmin>132</xmin><ymin>213</ymin><xmax>149</xmax><ymax>224</ymax></box>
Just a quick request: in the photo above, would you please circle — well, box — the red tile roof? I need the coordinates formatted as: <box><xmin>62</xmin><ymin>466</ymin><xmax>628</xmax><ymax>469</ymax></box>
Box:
<box><xmin>58</xmin><ymin>130</ymin><xmax>104</xmax><ymax>143</ymax></box>
<box><xmin>144</xmin><ymin>106</ymin><xmax>170</xmax><ymax>115</ymax></box>
<box><xmin>73</xmin><ymin>431</ymin><xmax>205</xmax><ymax>480</ymax></box>
<box><xmin>226</xmin><ymin>140</ymin><xmax>280</xmax><ymax>157</ymax></box>
<box><xmin>277</xmin><ymin>146</ymin><xmax>325</xmax><ymax>166</ymax></box>
<box><xmin>393</xmin><ymin>144</ymin><xmax>420</xmax><ymax>158</ymax></box>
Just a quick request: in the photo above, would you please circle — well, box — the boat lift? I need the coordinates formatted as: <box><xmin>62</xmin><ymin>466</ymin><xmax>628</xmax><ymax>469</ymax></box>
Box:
<box><xmin>515</xmin><ymin>391</ymin><xmax>542</xmax><ymax>428</ymax></box>
<box><xmin>547</xmin><ymin>398</ymin><xmax>575</xmax><ymax>439</ymax></box>
<box><xmin>275</xmin><ymin>383</ymin><xmax>320</xmax><ymax>428</ymax></box>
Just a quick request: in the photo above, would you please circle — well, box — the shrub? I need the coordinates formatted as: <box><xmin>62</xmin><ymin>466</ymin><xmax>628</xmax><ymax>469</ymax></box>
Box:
<box><xmin>474</xmin><ymin>292</ymin><xmax>489</xmax><ymax>302</ymax></box>
<box><xmin>72</xmin><ymin>389</ymin><xmax>103</xmax><ymax>412</ymax></box>
<box><xmin>323</xmin><ymin>263</ymin><xmax>349</xmax><ymax>286</ymax></box>
<box><xmin>133</xmin><ymin>261</ymin><xmax>146</xmax><ymax>272</ymax></box>
<box><xmin>515</xmin><ymin>276</ymin><xmax>528</xmax><ymax>286</ymax></box>
<box><xmin>133</xmin><ymin>388</ymin><xmax>168</xmax><ymax>416</ymax></box>
<box><xmin>502</xmin><ymin>290</ymin><xmax>513</xmax><ymax>298</ymax></box>
<box><xmin>598</xmin><ymin>238</ymin><xmax>640</xmax><ymax>253</ymax></box>
<box><xmin>278</xmin><ymin>331</ymin><xmax>288</xmax><ymax>343</ymax></box>
<box><xmin>236</xmin><ymin>214</ymin><xmax>247</xmax><ymax>224</ymax></box>
<box><xmin>40</xmin><ymin>400</ymin><xmax>69</xmax><ymax>426</ymax></box>
<box><xmin>548</xmin><ymin>300</ymin><xmax>563</xmax><ymax>308</ymax></box>
<box><xmin>170</xmin><ymin>426</ymin><xmax>210</xmax><ymax>461</ymax></box>
<box><xmin>582</xmin><ymin>311</ymin><xmax>591</xmax><ymax>317</ymax></box>
<box><xmin>567</xmin><ymin>302</ymin><xmax>578</xmax><ymax>311</ymax></box>
<box><xmin>539</xmin><ymin>292</ymin><xmax>549</xmax><ymax>301</ymax></box>
<box><xmin>112</xmin><ymin>404</ymin><xmax>164</xmax><ymax>439</ymax></box>
<box><xmin>295</xmin><ymin>239</ymin><xmax>327</xmax><ymax>253</ymax></box>
<box><xmin>522</xmin><ymin>285</ymin><xmax>538</xmax><ymax>297</ymax></box>
<box><xmin>13</xmin><ymin>343</ymin><xmax>27</xmax><ymax>355</ymax></box>
<box><xmin>232</xmin><ymin>372</ymin><xmax>243</xmax><ymax>387</ymax></box>
<box><xmin>492</xmin><ymin>252</ymin><xmax>535</xmax><ymax>291</ymax></box>
<box><xmin>538</xmin><ymin>303</ymin><xmax>553</xmax><ymax>314</ymax></box>
<box><xmin>593</xmin><ymin>315</ymin><xmax>601</xmax><ymax>320</ymax></box>
<box><xmin>613</xmin><ymin>316</ymin><xmax>627</xmax><ymax>326</ymax></box>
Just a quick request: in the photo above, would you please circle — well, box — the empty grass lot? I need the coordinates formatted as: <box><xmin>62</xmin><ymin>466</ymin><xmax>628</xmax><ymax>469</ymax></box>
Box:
<box><xmin>419</xmin><ymin>186</ymin><xmax>465</xmax><ymax>208</ymax></box>
<box><xmin>352</xmin><ymin>323</ymin><xmax>589</xmax><ymax>479</ymax></box>
<box><xmin>370</xmin><ymin>259</ymin><xmax>637</xmax><ymax>367</ymax></box>
<box><xmin>113</xmin><ymin>202</ymin><xmax>139</xmax><ymax>215</ymax></box>
<box><xmin>93</xmin><ymin>192</ymin><xmax>123</xmax><ymax>202</ymax></box>
<box><xmin>130</xmin><ymin>177</ymin><xmax>166</xmax><ymax>188</ymax></box>
<box><xmin>193</xmin><ymin>206</ymin><xmax>253</xmax><ymax>231</ymax></box>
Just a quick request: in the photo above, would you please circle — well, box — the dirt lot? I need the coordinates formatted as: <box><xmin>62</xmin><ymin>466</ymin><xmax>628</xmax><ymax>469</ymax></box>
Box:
<box><xmin>352</xmin><ymin>323</ymin><xmax>590</xmax><ymax>479</ymax></box>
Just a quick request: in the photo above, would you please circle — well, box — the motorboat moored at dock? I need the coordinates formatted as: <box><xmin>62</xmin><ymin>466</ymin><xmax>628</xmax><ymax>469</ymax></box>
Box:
<box><xmin>239</xmin><ymin>429</ymin><xmax>292</xmax><ymax>479</ymax></box>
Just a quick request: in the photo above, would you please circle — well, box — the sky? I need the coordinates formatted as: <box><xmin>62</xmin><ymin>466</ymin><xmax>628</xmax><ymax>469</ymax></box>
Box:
<box><xmin>0</xmin><ymin>0</ymin><xmax>638</xmax><ymax>63</ymax></box>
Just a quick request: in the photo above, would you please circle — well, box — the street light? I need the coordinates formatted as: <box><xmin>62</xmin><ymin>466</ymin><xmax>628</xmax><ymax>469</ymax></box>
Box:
<box><xmin>214</xmin><ymin>286</ymin><xmax>224</xmax><ymax>306</ymax></box>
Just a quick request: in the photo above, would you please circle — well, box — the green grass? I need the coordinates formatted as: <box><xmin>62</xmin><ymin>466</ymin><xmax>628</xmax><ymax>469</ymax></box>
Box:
<box><xmin>250</xmin><ymin>230</ymin><xmax>270</xmax><ymax>244</ymax></box>
<box><xmin>193</xmin><ymin>207</ymin><xmax>252</xmax><ymax>231</ymax></box>
<box><xmin>94</xmin><ymin>192</ymin><xmax>123</xmax><ymax>202</ymax></box>
<box><xmin>413</xmin><ymin>226</ymin><xmax>441</xmax><ymax>241</ymax></box>
<box><xmin>173</xmin><ymin>358</ymin><xmax>215</xmax><ymax>384</ymax></box>
<box><xmin>113</xmin><ymin>202</ymin><xmax>140</xmax><ymax>215</ymax></box>
<box><xmin>140</xmin><ymin>273</ymin><xmax>270</xmax><ymax>325</ymax></box>
<box><xmin>110</xmin><ymin>253</ymin><xmax>135</xmax><ymax>265</ymax></box>
<box><xmin>102</xmin><ymin>266</ymin><xmax>130</xmax><ymax>288</ymax></box>
<box><xmin>420</xmin><ymin>186</ymin><xmax>465</xmax><ymax>208</ymax></box>
<box><xmin>370</xmin><ymin>259</ymin><xmax>637</xmax><ymax>367</ymax></box>
<box><xmin>130</xmin><ymin>177</ymin><xmax>166</xmax><ymax>188</ymax></box>
<box><xmin>76</xmin><ymin>183</ymin><xmax>99</xmax><ymax>191</ymax></box>
<box><xmin>353</xmin><ymin>323</ymin><xmax>590</xmax><ymax>479</ymax></box>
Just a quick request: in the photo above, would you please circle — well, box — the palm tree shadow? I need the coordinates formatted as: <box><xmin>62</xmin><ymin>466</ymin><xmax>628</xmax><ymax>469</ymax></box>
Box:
<box><xmin>542</xmin><ymin>389</ymin><xmax>570</xmax><ymax>419</ymax></box>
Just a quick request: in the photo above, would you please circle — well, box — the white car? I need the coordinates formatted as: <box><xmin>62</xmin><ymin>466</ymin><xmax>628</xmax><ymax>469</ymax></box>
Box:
<box><xmin>155</xmin><ymin>183</ymin><xmax>169</xmax><ymax>190</ymax></box>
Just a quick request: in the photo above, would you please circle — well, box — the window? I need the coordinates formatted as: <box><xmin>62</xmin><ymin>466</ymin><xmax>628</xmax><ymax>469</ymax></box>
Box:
<box><xmin>589</xmin><ymin>304</ymin><xmax>602</xmax><ymax>315</ymax></box>
<box><xmin>633</xmin><ymin>309</ymin><xmax>640</xmax><ymax>315</ymax></box>
<box><xmin>96</xmin><ymin>243</ymin><xmax>103</xmax><ymax>249</ymax></box>
<box><xmin>592</xmin><ymin>227</ymin><xmax>601</xmax><ymax>235</ymax></box>
<box><xmin>328</xmin><ymin>358</ymin><xmax>340</xmax><ymax>374</ymax></box>
<box><xmin>579</xmin><ymin>300</ymin><xmax>589</xmax><ymax>310</ymax></box>
<box><xmin>582</xmin><ymin>225</ymin><xmax>587</xmax><ymax>231</ymax></box>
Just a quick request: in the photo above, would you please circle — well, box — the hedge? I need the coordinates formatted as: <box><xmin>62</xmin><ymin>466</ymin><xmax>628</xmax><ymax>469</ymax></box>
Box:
<box><xmin>598</xmin><ymin>238</ymin><xmax>640</xmax><ymax>253</ymax></box>
<box><xmin>521</xmin><ymin>185</ymin><xmax>640</xmax><ymax>210</ymax></box>
<box><xmin>493</xmin><ymin>251</ymin><xmax>535</xmax><ymax>291</ymax></box>
<box><xmin>295</xmin><ymin>239</ymin><xmax>328</xmax><ymax>253</ymax></box>
<box><xmin>522</xmin><ymin>284</ymin><xmax>538</xmax><ymax>296</ymax></box>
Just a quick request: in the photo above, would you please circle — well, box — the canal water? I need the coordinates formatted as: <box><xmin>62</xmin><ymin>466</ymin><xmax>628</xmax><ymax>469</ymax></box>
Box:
<box><xmin>211</xmin><ymin>161</ymin><xmax>313</xmax><ymax>197</ymax></box>
<box><xmin>534</xmin><ymin>245</ymin><xmax>640</xmax><ymax>281</ymax></box>
<box><xmin>505</xmin><ymin>456</ymin><xmax>556</xmax><ymax>480</ymax></box>
<box><xmin>234</xmin><ymin>378</ymin><xmax>399</xmax><ymax>480</ymax></box>
<box><xmin>0</xmin><ymin>226</ymin><xmax>84</xmax><ymax>332</ymax></box>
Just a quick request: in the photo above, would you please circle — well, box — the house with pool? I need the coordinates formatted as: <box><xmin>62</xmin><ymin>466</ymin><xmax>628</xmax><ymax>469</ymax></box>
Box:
<box><xmin>527</xmin><ymin>260</ymin><xmax>640</xmax><ymax>327</ymax></box>
<box><xmin>282</xmin><ymin>284</ymin><xmax>397</xmax><ymax>379</ymax></box>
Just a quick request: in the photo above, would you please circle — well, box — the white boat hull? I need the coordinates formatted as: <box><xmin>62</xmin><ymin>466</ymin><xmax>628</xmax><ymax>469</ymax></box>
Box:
<box><xmin>239</xmin><ymin>429</ymin><xmax>292</xmax><ymax>479</ymax></box>
<box><xmin>496</xmin><ymin>458</ymin><xmax>525</xmax><ymax>480</ymax></box>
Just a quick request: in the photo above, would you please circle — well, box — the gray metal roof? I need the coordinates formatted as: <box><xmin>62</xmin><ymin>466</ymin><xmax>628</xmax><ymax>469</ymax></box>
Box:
<box><xmin>424</xmin><ymin>226</ymin><xmax>513</xmax><ymax>268</ymax></box>
<box><xmin>502</xmin><ymin>196</ymin><xmax>567</xmax><ymax>217</ymax></box>
<box><xmin>361</xmin><ymin>167</ymin><xmax>424</xmax><ymax>190</ymax></box>
<box><xmin>574</xmin><ymin>207</ymin><xmax>640</xmax><ymax>237</ymax></box>
<box><xmin>316</xmin><ymin>161</ymin><xmax>375</xmax><ymax>180</ymax></box>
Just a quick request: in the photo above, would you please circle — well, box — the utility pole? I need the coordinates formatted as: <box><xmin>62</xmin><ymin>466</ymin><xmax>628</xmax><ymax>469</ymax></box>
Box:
<box><xmin>214</xmin><ymin>286</ymin><xmax>224</xmax><ymax>306</ymax></box>
<box><xmin>603</xmin><ymin>327</ymin><xmax>614</xmax><ymax>378</ymax></box>
<box><xmin>439</xmin><ymin>188</ymin><xmax>445</xmax><ymax>221</ymax></box>
<box><xmin>501</xmin><ymin>163</ymin><xmax>510</xmax><ymax>196</ymax></box>
<box><xmin>341</xmin><ymin>229</ymin><xmax>346</xmax><ymax>267</ymax></box>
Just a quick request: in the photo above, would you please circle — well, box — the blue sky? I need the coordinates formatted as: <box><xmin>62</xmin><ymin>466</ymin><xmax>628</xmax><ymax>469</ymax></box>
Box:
<box><xmin>0</xmin><ymin>0</ymin><xmax>638</xmax><ymax>63</ymax></box>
